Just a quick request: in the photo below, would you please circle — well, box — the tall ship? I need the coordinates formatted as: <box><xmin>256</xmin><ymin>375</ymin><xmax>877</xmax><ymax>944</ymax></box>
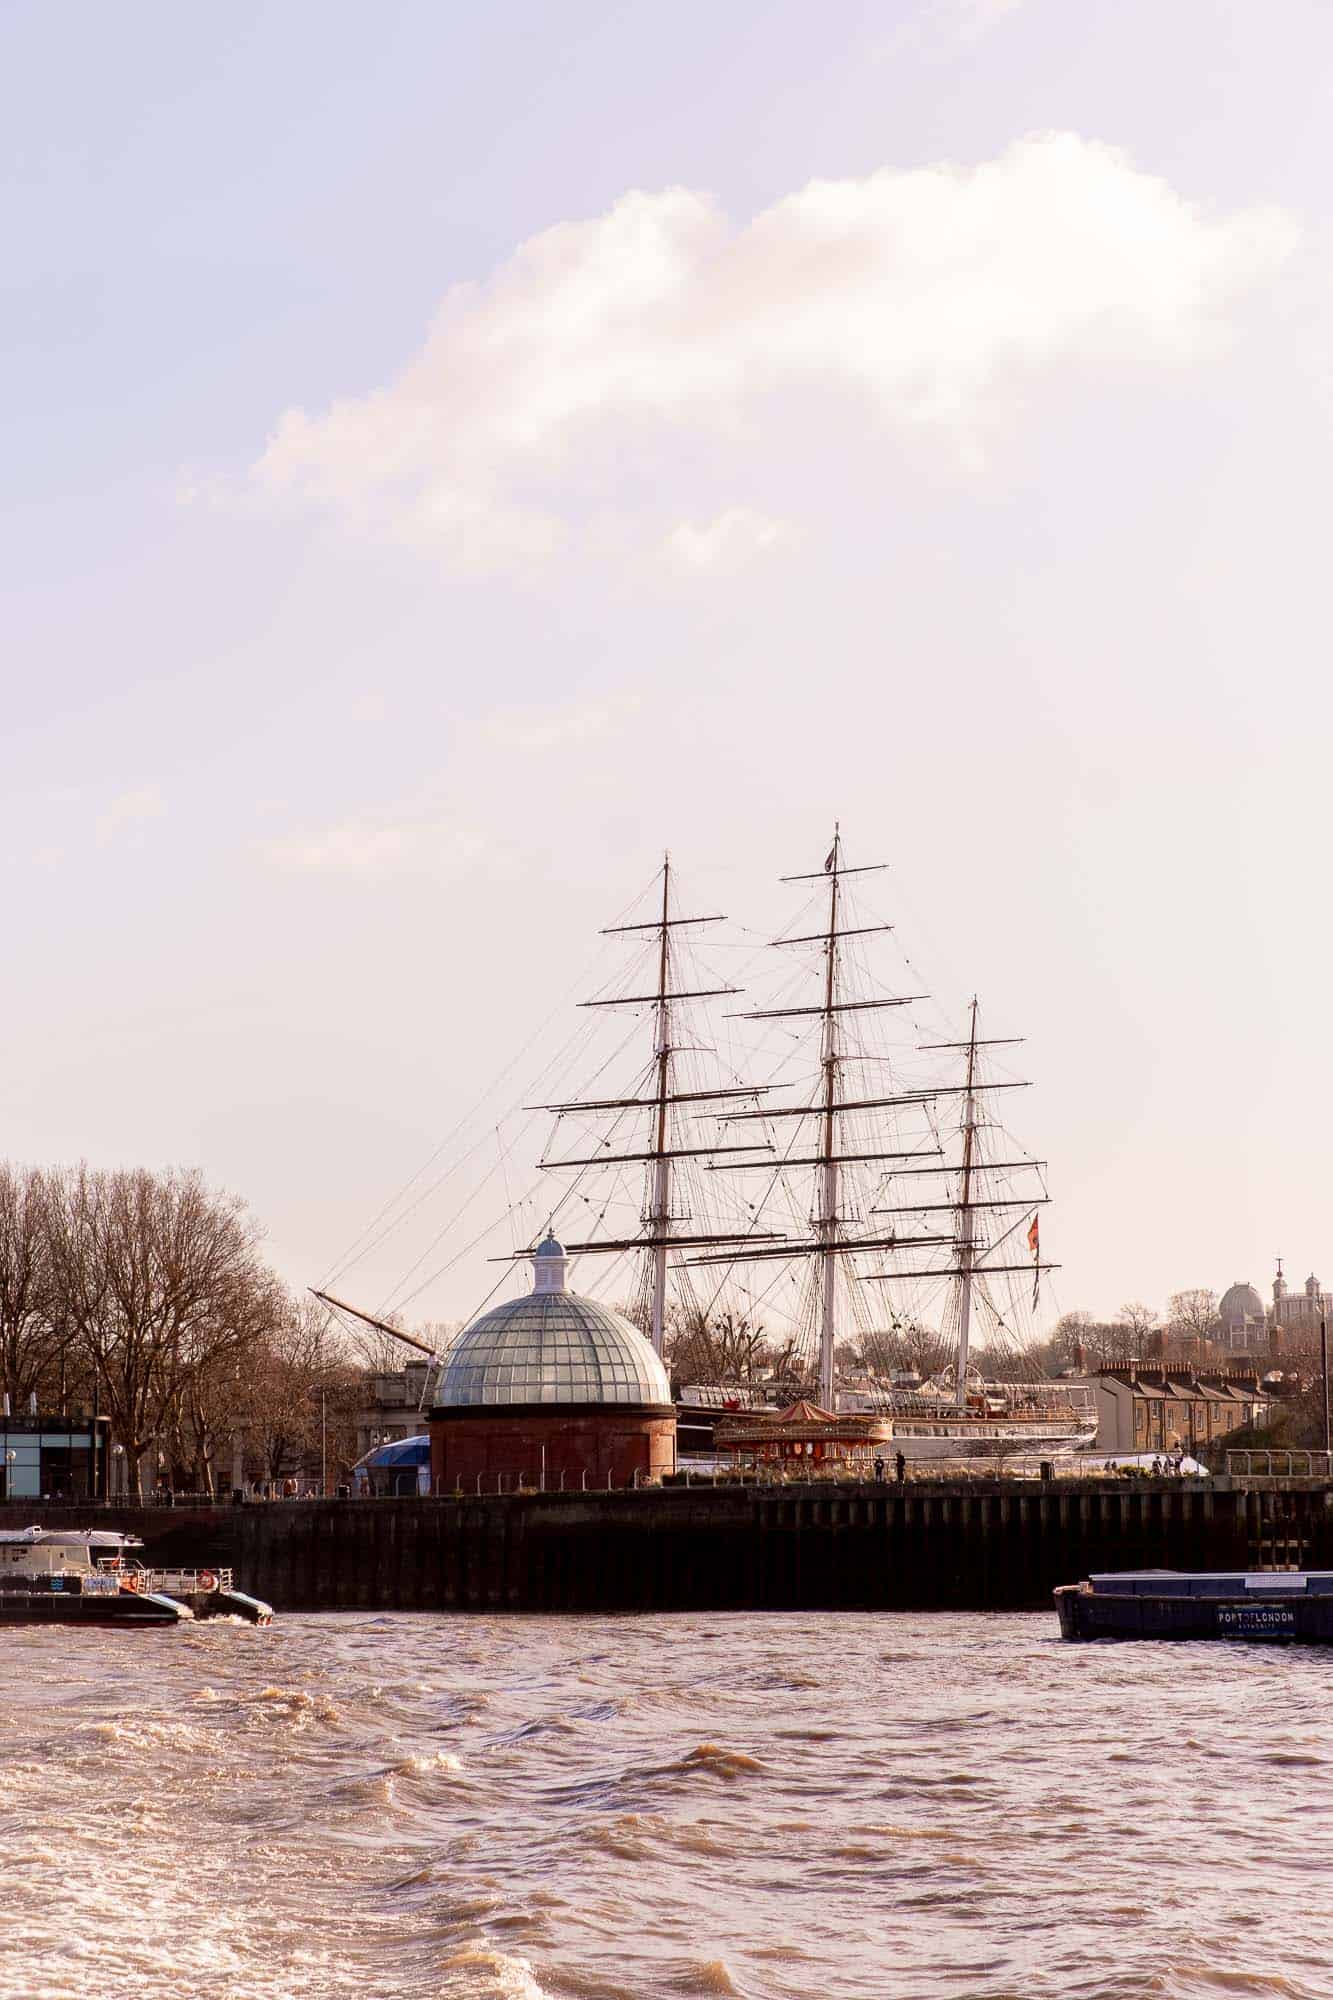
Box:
<box><xmin>318</xmin><ymin>835</ymin><xmax>1093</xmax><ymax>1466</ymax></box>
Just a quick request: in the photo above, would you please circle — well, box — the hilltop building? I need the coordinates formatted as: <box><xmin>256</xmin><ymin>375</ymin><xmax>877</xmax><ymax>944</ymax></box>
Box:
<box><xmin>1216</xmin><ymin>1282</ymin><xmax>1267</xmax><ymax>1352</ymax></box>
<box><xmin>428</xmin><ymin>1236</ymin><xmax>676</xmax><ymax>1490</ymax></box>
<box><xmin>1269</xmin><ymin>1263</ymin><xmax>1332</xmax><ymax>1345</ymax></box>
<box><xmin>1204</xmin><ymin>1265</ymin><xmax>1331</xmax><ymax>1357</ymax></box>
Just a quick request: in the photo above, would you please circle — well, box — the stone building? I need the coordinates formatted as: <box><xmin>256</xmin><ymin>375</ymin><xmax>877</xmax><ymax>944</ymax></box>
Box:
<box><xmin>1269</xmin><ymin>1263</ymin><xmax>1332</xmax><ymax>1345</ymax></box>
<box><xmin>354</xmin><ymin>1359</ymin><xmax>432</xmax><ymax>1463</ymax></box>
<box><xmin>1207</xmin><ymin>1267</ymin><xmax>1333</xmax><ymax>1357</ymax></box>
<box><xmin>429</xmin><ymin>1236</ymin><xmax>676</xmax><ymax>1490</ymax></box>
<box><xmin>1215</xmin><ymin>1282</ymin><xmax>1267</xmax><ymax>1352</ymax></box>
<box><xmin>1092</xmin><ymin>1366</ymin><xmax>1265</xmax><ymax>1455</ymax></box>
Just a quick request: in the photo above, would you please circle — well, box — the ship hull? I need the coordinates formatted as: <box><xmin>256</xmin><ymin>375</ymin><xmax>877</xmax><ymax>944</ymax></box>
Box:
<box><xmin>892</xmin><ymin>1422</ymin><xmax>1097</xmax><ymax>1461</ymax></box>
<box><xmin>1056</xmin><ymin>1575</ymin><xmax>1333</xmax><ymax>1644</ymax></box>
<box><xmin>0</xmin><ymin>1588</ymin><xmax>187</xmax><ymax>1626</ymax></box>
<box><xmin>163</xmin><ymin>1587</ymin><xmax>274</xmax><ymax>1625</ymax></box>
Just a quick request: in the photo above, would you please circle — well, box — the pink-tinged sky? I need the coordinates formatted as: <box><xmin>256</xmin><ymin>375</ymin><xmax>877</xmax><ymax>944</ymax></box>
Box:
<box><xmin>2</xmin><ymin>0</ymin><xmax>1328</xmax><ymax>1334</ymax></box>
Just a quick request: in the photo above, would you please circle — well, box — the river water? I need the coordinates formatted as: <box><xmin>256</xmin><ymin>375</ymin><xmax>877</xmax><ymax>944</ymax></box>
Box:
<box><xmin>2</xmin><ymin>1611</ymin><xmax>1330</xmax><ymax>2000</ymax></box>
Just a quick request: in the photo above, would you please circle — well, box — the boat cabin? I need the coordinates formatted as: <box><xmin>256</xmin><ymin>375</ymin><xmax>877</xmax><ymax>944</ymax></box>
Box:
<box><xmin>0</xmin><ymin>1527</ymin><xmax>141</xmax><ymax>1575</ymax></box>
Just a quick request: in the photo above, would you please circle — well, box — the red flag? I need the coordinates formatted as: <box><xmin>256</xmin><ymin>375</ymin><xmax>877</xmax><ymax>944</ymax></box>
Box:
<box><xmin>824</xmin><ymin>842</ymin><xmax>837</xmax><ymax>873</ymax></box>
<box><xmin>1028</xmin><ymin>1212</ymin><xmax>1041</xmax><ymax>1310</ymax></box>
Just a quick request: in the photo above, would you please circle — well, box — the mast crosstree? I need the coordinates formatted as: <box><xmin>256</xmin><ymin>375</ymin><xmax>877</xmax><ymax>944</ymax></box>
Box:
<box><xmin>534</xmin><ymin>856</ymin><xmax>781</xmax><ymax>1356</ymax></box>
<box><xmin>859</xmin><ymin>1000</ymin><xmax>1058</xmax><ymax>1404</ymax></box>
<box><xmin>689</xmin><ymin>830</ymin><xmax>947</xmax><ymax>1405</ymax></box>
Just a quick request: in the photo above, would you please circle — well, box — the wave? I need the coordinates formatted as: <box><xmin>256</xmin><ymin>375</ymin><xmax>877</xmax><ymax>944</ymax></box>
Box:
<box><xmin>251</xmin><ymin>1685</ymin><xmax>340</xmax><ymax>1724</ymax></box>
<box><xmin>676</xmin><ymin>1743</ymin><xmax>762</xmax><ymax>1779</ymax></box>
<box><xmin>437</xmin><ymin>1943</ymin><xmax>548</xmax><ymax>1998</ymax></box>
<box><xmin>391</xmin><ymin>1749</ymin><xmax>464</xmax><ymax>1777</ymax></box>
<box><xmin>662</xmin><ymin>1959</ymin><xmax>743</xmax><ymax>1996</ymax></box>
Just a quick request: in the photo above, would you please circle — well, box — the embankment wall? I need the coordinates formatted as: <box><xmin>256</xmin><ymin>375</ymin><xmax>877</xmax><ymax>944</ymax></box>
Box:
<box><xmin>6</xmin><ymin>1482</ymin><xmax>1333</xmax><ymax>1614</ymax></box>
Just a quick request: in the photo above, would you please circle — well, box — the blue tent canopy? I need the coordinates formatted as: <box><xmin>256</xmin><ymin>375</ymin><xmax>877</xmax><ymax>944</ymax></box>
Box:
<box><xmin>354</xmin><ymin>1435</ymin><xmax>431</xmax><ymax>1472</ymax></box>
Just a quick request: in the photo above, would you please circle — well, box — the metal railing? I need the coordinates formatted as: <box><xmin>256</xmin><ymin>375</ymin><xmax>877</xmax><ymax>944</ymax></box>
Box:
<box><xmin>98</xmin><ymin>1560</ymin><xmax>235</xmax><ymax>1593</ymax></box>
<box><xmin>1228</xmin><ymin>1450</ymin><xmax>1333</xmax><ymax>1479</ymax></box>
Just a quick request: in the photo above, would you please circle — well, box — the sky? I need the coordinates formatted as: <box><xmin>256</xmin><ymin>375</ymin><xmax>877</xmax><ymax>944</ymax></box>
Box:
<box><xmin>3</xmin><ymin>0</ymin><xmax>1331</xmax><ymax>1337</ymax></box>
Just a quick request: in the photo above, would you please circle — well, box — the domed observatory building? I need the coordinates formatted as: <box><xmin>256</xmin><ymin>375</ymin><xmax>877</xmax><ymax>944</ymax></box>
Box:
<box><xmin>1217</xmin><ymin>1281</ymin><xmax>1267</xmax><ymax>1352</ymax></box>
<box><xmin>429</xmin><ymin>1236</ymin><xmax>676</xmax><ymax>1489</ymax></box>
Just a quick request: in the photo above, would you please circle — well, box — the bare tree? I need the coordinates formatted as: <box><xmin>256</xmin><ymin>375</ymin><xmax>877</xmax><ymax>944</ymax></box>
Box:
<box><xmin>48</xmin><ymin>1165</ymin><xmax>278</xmax><ymax>1497</ymax></box>
<box><xmin>1048</xmin><ymin>1310</ymin><xmax>1139</xmax><ymax>1370</ymax></box>
<box><xmin>0</xmin><ymin>1166</ymin><xmax>66</xmax><ymax>1409</ymax></box>
<box><xmin>1167</xmin><ymin>1289</ymin><xmax>1219</xmax><ymax>1347</ymax></box>
<box><xmin>665</xmin><ymin>1306</ymin><xmax>768</xmax><ymax>1385</ymax></box>
<box><xmin>763</xmin><ymin>1336</ymin><xmax>812</xmax><ymax>1398</ymax></box>
<box><xmin>860</xmin><ymin>1321</ymin><xmax>951</xmax><ymax>1379</ymax></box>
<box><xmin>1118</xmin><ymin>1302</ymin><xmax>1158</xmax><ymax>1343</ymax></box>
<box><xmin>239</xmin><ymin>1295</ymin><xmax>348</xmax><ymax>1488</ymax></box>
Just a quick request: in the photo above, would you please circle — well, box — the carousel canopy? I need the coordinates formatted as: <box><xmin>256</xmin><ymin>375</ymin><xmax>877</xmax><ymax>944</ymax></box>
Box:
<box><xmin>714</xmin><ymin>1399</ymin><xmax>892</xmax><ymax>1450</ymax></box>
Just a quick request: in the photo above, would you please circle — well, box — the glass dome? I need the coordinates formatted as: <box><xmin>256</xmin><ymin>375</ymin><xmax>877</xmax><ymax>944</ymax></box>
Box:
<box><xmin>435</xmin><ymin>1293</ymin><xmax>672</xmax><ymax>1410</ymax></box>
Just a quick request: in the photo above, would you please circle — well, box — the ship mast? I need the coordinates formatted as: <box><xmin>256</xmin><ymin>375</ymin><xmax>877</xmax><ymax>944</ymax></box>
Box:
<box><xmin>687</xmin><ymin>831</ymin><xmax>965</xmax><ymax>1406</ymax></box>
<box><xmin>814</xmin><ymin>834</ymin><xmax>841</xmax><ymax>1403</ymax></box>
<box><xmin>648</xmin><ymin>858</ymin><xmax>676</xmax><ymax>1355</ymax></box>
<box><xmin>527</xmin><ymin>856</ymin><xmax>784</xmax><ymax>1358</ymax></box>
<box><xmin>861</xmin><ymin>1007</ymin><xmax>1058</xmax><ymax>1363</ymax></box>
<box><xmin>954</xmin><ymin>999</ymin><xmax>979</xmax><ymax>1410</ymax></box>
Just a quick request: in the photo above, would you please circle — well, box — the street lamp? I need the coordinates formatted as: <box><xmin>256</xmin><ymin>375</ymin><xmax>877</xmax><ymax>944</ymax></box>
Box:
<box><xmin>309</xmin><ymin>1386</ymin><xmax>330</xmax><ymax>1497</ymax></box>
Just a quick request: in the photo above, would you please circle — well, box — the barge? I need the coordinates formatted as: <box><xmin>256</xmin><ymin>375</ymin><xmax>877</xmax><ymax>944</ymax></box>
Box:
<box><xmin>1056</xmin><ymin>1568</ymin><xmax>1333</xmax><ymax>1643</ymax></box>
<box><xmin>0</xmin><ymin>1527</ymin><xmax>273</xmax><ymax>1626</ymax></box>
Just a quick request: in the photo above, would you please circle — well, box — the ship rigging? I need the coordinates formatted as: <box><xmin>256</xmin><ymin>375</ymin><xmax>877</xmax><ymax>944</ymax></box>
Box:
<box><xmin>313</xmin><ymin>832</ymin><xmax>1095</xmax><ymax>1460</ymax></box>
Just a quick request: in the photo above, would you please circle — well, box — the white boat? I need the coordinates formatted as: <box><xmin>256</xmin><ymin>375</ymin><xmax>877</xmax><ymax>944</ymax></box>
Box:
<box><xmin>0</xmin><ymin>1527</ymin><xmax>273</xmax><ymax>1625</ymax></box>
<box><xmin>0</xmin><ymin>1527</ymin><xmax>186</xmax><ymax>1625</ymax></box>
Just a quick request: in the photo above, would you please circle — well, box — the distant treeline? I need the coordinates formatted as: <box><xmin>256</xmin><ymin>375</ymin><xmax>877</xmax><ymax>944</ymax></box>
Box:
<box><xmin>0</xmin><ymin>1163</ymin><xmax>360</xmax><ymax>1494</ymax></box>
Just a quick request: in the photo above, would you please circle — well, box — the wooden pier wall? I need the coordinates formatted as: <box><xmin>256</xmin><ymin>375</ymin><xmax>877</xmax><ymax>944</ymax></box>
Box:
<box><xmin>6</xmin><ymin>1482</ymin><xmax>1333</xmax><ymax>1614</ymax></box>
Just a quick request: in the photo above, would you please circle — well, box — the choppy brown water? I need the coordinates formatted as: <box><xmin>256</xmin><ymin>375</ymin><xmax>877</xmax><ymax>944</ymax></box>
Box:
<box><xmin>2</xmin><ymin>1612</ymin><xmax>1331</xmax><ymax>2000</ymax></box>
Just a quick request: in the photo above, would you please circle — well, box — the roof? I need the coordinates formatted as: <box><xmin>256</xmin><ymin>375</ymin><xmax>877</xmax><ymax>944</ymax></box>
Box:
<box><xmin>433</xmin><ymin>1291</ymin><xmax>672</xmax><ymax>1410</ymax></box>
<box><xmin>353</xmin><ymin>1435</ymin><xmax>431</xmax><ymax>1470</ymax></box>
<box><xmin>1219</xmin><ymin>1281</ymin><xmax>1265</xmax><ymax>1322</ymax></box>
<box><xmin>0</xmin><ymin>1527</ymin><xmax>139</xmax><ymax>1547</ymax></box>
<box><xmin>715</xmin><ymin>1398</ymin><xmax>893</xmax><ymax>1448</ymax></box>
<box><xmin>1098</xmin><ymin>1368</ymin><xmax>1262</xmax><ymax>1402</ymax></box>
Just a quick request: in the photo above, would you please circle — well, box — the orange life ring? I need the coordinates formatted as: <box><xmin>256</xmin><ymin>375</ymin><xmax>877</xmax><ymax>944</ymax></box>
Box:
<box><xmin>122</xmin><ymin>1573</ymin><xmax>140</xmax><ymax>1593</ymax></box>
<box><xmin>198</xmin><ymin>1570</ymin><xmax>218</xmax><ymax>1593</ymax></box>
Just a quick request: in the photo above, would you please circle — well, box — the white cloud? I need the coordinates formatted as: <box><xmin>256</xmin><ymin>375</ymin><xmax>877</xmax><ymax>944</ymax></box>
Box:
<box><xmin>478</xmin><ymin>696</ymin><xmax>638</xmax><ymax>753</ymax></box>
<box><xmin>254</xmin><ymin>137</ymin><xmax>1298</xmax><ymax>569</ymax></box>
<box><xmin>261</xmin><ymin>696</ymin><xmax>638</xmax><ymax>877</ymax></box>
<box><xmin>96</xmin><ymin>786</ymin><xmax>167</xmax><ymax>848</ymax></box>
<box><xmin>264</xmin><ymin>821</ymin><xmax>416</xmax><ymax>875</ymax></box>
<box><xmin>662</xmin><ymin>508</ymin><xmax>798</xmax><ymax>572</ymax></box>
<box><xmin>950</xmin><ymin>0</ymin><xmax>1026</xmax><ymax>42</ymax></box>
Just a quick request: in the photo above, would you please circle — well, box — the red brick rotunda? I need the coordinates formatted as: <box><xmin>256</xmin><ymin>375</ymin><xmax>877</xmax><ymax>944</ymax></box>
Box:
<box><xmin>429</xmin><ymin>1235</ymin><xmax>676</xmax><ymax>1491</ymax></box>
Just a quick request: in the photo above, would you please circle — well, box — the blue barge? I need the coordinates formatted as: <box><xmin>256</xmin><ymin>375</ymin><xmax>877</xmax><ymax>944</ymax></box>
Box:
<box><xmin>1056</xmin><ymin>1569</ymin><xmax>1333</xmax><ymax>1643</ymax></box>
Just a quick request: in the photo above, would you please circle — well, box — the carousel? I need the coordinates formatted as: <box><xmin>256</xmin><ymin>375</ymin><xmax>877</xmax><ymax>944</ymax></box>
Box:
<box><xmin>713</xmin><ymin>1398</ymin><xmax>892</xmax><ymax>1471</ymax></box>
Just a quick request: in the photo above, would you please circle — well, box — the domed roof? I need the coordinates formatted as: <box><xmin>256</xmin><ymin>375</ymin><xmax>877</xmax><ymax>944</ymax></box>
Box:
<box><xmin>435</xmin><ymin>1291</ymin><xmax>672</xmax><ymax>1410</ymax></box>
<box><xmin>1219</xmin><ymin>1281</ymin><xmax>1264</xmax><ymax>1324</ymax></box>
